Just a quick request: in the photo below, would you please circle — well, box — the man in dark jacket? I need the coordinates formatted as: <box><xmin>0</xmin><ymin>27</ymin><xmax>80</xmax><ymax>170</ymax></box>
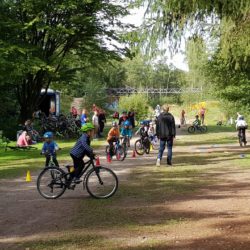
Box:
<box><xmin>156</xmin><ymin>105</ymin><xmax>176</xmax><ymax>166</ymax></box>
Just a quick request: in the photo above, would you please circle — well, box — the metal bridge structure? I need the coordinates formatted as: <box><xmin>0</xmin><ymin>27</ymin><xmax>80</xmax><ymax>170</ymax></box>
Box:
<box><xmin>106</xmin><ymin>87</ymin><xmax>202</xmax><ymax>96</ymax></box>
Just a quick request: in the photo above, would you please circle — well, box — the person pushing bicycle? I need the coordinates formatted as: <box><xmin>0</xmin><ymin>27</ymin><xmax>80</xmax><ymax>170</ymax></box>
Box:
<box><xmin>70</xmin><ymin>123</ymin><xmax>96</xmax><ymax>184</ymax></box>
<box><xmin>41</xmin><ymin>132</ymin><xmax>59</xmax><ymax>167</ymax></box>
<box><xmin>107</xmin><ymin>121</ymin><xmax>120</xmax><ymax>157</ymax></box>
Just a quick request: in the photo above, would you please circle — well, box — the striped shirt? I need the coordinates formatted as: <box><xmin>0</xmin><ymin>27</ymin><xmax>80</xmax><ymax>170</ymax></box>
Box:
<box><xmin>70</xmin><ymin>133</ymin><xmax>93</xmax><ymax>159</ymax></box>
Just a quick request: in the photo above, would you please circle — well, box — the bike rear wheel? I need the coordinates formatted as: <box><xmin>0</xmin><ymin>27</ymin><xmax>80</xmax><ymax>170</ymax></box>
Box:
<box><xmin>37</xmin><ymin>167</ymin><xmax>67</xmax><ymax>199</ymax></box>
<box><xmin>86</xmin><ymin>166</ymin><xmax>118</xmax><ymax>199</ymax></box>
<box><xmin>135</xmin><ymin>139</ymin><xmax>144</xmax><ymax>155</ymax></box>
<box><xmin>151</xmin><ymin>137</ymin><xmax>159</xmax><ymax>150</ymax></box>
<box><xmin>188</xmin><ymin>126</ymin><xmax>195</xmax><ymax>133</ymax></box>
<box><xmin>200</xmin><ymin>126</ymin><xmax>208</xmax><ymax>133</ymax></box>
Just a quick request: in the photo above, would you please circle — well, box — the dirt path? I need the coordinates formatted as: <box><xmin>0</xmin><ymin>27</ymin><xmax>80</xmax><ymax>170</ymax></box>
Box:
<box><xmin>1</xmin><ymin>134</ymin><xmax>250</xmax><ymax>249</ymax></box>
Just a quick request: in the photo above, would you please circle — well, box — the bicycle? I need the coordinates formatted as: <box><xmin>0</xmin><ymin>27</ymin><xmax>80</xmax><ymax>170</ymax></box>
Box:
<box><xmin>188</xmin><ymin>125</ymin><xmax>208</xmax><ymax>133</ymax></box>
<box><xmin>105</xmin><ymin>139</ymin><xmax>126</xmax><ymax>161</ymax></box>
<box><xmin>121</xmin><ymin>135</ymin><xmax>130</xmax><ymax>156</ymax></box>
<box><xmin>134</xmin><ymin>136</ymin><xmax>151</xmax><ymax>155</ymax></box>
<box><xmin>37</xmin><ymin>158</ymin><xmax>118</xmax><ymax>199</ymax></box>
<box><xmin>238</xmin><ymin>128</ymin><xmax>247</xmax><ymax>147</ymax></box>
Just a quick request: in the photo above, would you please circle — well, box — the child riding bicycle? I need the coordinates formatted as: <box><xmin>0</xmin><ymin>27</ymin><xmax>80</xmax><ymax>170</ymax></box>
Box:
<box><xmin>236</xmin><ymin>115</ymin><xmax>248</xmax><ymax>145</ymax></box>
<box><xmin>107</xmin><ymin>121</ymin><xmax>120</xmax><ymax>156</ymax></box>
<box><xmin>41</xmin><ymin>132</ymin><xmax>59</xmax><ymax>167</ymax></box>
<box><xmin>70</xmin><ymin>123</ymin><xmax>96</xmax><ymax>184</ymax></box>
<box><xmin>120</xmin><ymin>120</ymin><xmax>132</xmax><ymax>147</ymax></box>
<box><xmin>193</xmin><ymin>115</ymin><xmax>201</xmax><ymax>128</ymax></box>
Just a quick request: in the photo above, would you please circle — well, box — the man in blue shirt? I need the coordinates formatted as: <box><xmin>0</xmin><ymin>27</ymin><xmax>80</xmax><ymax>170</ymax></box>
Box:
<box><xmin>70</xmin><ymin>123</ymin><xmax>95</xmax><ymax>183</ymax></box>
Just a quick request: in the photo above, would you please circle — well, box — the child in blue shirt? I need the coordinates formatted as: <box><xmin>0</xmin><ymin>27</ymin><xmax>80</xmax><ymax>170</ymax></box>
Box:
<box><xmin>41</xmin><ymin>132</ymin><xmax>59</xmax><ymax>167</ymax></box>
<box><xmin>120</xmin><ymin>120</ymin><xmax>132</xmax><ymax>147</ymax></box>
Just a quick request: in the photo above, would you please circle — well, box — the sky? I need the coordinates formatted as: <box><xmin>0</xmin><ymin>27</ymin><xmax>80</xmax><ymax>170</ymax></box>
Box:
<box><xmin>122</xmin><ymin>6</ymin><xmax>189</xmax><ymax>72</ymax></box>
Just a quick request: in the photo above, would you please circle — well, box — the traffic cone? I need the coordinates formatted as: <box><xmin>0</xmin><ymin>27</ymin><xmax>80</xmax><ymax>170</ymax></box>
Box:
<box><xmin>26</xmin><ymin>170</ymin><xmax>31</xmax><ymax>182</ymax></box>
<box><xmin>132</xmin><ymin>150</ymin><xmax>136</xmax><ymax>158</ymax></box>
<box><xmin>95</xmin><ymin>157</ymin><xmax>100</xmax><ymax>166</ymax></box>
<box><xmin>107</xmin><ymin>153</ymin><xmax>112</xmax><ymax>163</ymax></box>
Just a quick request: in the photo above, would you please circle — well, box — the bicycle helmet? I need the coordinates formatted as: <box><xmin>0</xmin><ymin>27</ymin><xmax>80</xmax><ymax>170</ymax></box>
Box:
<box><xmin>44</xmin><ymin>131</ymin><xmax>53</xmax><ymax>138</ymax></box>
<box><xmin>80</xmin><ymin>122</ymin><xmax>95</xmax><ymax>132</ymax></box>
<box><xmin>124</xmin><ymin>120</ymin><xmax>130</xmax><ymax>126</ymax></box>
<box><xmin>140</xmin><ymin>121</ymin><xmax>144</xmax><ymax>125</ymax></box>
<box><xmin>112</xmin><ymin>121</ymin><xmax>118</xmax><ymax>126</ymax></box>
<box><xmin>239</xmin><ymin>115</ymin><xmax>244</xmax><ymax>120</ymax></box>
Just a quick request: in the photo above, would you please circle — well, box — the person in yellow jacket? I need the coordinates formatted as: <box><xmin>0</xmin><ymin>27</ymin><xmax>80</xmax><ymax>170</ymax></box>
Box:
<box><xmin>107</xmin><ymin>121</ymin><xmax>120</xmax><ymax>156</ymax></box>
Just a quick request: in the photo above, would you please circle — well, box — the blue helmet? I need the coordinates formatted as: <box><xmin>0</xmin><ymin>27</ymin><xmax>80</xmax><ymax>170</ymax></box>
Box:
<box><xmin>140</xmin><ymin>121</ymin><xmax>144</xmax><ymax>125</ymax></box>
<box><xmin>239</xmin><ymin>115</ymin><xmax>244</xmax><ymax>120</ymax></box>
<box><xmin>43</xmin><ymin>131</ymin><xmax>53</xmax><ymax>138</ymax></box>
<box><xmin>124</xmin><ymin>120</ymin><xmax>130</xmax><ymax>126</ymax></box>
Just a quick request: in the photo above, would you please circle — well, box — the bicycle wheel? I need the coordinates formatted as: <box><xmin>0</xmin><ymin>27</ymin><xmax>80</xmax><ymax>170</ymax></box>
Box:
<box><xmin>144</xmin><ymin>138</ymin><xmax>151</xmax><ymax>154</ymax></box>
<box><xmin>135</xmin><ymin>139</ymin><xmax>144</xmax><ymax>155</ymax></box>
<box><xmin>86</xmin><ymin>166</ymin><xmax>118</xmax><ymax>199</ymax></box>
<box><xmin>37</xmin><ymin>167</ymin><xmax>67</xmax><ymax>199</ymax></box>
<box><xmin>116</xmin><ymin>145</ymin><xmax>126</xmax><ymax>161</ymax></box>
<box><xmin>201</xmin><ymin>126</ymin><xmax>208</xmax><ymax>133</ymax></box>
<box><xmin>188</xmin><ymin>126</ymin><xmax>195</xmax><ymax>133</ymax></box>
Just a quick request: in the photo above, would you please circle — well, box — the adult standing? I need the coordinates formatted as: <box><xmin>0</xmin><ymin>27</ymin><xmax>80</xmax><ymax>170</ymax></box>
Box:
<box><xmin>180</xmin><ymin>109</ymin><xmax>186</xmax><ymax>126</ymax></box>
<box><xmin>98</xmin><ymin>110</ymin><xmax>106</xmax><ymax>137</ymax></box>
<box><xmin>199</xmin><ymin>107</ymin><xmax>206</xmax><ymax>125</ymax></box>
<box><xmin>156</xmin><ymin>105</ymin><xmax>176</xmax><ymax>166</ymax></box>
<box><xmin>92</xmin><ymin>110</ymin><xmax>99</xmax><ymax>139</ymax></box>
<box><xmin>128</xmin><ymin>110</ymin><xmax>135</xmax><ymax>128</ymax></box>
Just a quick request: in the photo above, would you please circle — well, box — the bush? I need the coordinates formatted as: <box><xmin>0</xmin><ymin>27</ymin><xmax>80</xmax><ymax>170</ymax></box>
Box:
<box><xmin>118</xmin><ymin>94</ymin><xmax>150</xmax><ymax>121</ymax></box>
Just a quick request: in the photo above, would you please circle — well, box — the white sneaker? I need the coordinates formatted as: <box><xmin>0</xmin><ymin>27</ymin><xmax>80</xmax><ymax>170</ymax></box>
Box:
<box><xmin>156</xmin><ymin>158</ymin><xmax>161</xmax><ymax>166</ymax></box>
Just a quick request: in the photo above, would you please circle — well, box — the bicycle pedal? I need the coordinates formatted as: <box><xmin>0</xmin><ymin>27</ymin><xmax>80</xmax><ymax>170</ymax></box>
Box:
<box><xmin>69</xmin><ymin>184</ymin><xmax>76</xmax><ymax>190</ymax></box>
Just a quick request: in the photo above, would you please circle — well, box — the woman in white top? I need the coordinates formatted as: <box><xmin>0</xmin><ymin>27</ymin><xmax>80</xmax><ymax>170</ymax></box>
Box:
<box><xmin>92</xmin><ymin>111</ymin><xmax>99</xmax><ymax>138</ymax></box>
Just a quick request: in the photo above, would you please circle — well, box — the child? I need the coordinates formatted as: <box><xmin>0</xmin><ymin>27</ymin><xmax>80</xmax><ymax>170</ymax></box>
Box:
<box><xmin>17</xmin><ymin>131</ymin><xmax>31</xmax><ymax>147</ymax></box>
<box><xmin>236</xmin><ymin>115</ymin><xmax>248</xmax><ymax>145</ymax></box>
<box><xmin>193</xmin><ymin>115</ymin><xmax>201</xmax><ymax>128</ymax></box>
<box><xmin>148</xmin><ymin>122</ymin><xmax>155</xmax><ymax>141</ymax></box>
<box><xmin>135</xmin><ymin>121</ymin><xmax>148</xmax><ymax>138</ymax></box>
<box><xmin>41</xmin><ymin>132</ymin><xmax>59</xmax><ymax>167</ymax></box>
<box><xmin>107</xmin><ymin>121</ymin><xmax>120</xmax><ymax>156</ymax></box>
<box><xmin>70</xmin><ymin>123</ymin><xmax>95</xmax><ymax>183</ymax></box>
<box><xmin>120</xmin><ymin>120</ymin><xmax>132</xmax><ymax>146</ymax></box>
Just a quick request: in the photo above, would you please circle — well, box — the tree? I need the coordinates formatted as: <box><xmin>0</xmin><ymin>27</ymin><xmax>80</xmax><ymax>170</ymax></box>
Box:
<box><xmin>0</xmin><ymin>0</ymin><xmax>130</xmax><ymax>121</ymax></box>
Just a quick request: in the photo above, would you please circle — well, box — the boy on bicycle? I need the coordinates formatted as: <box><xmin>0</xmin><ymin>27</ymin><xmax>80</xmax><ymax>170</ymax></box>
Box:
<box><xmin>193</xmin><ymin>115</ymin><xmax>201</xmax><ymax>128</ymax></box>
<box><xmin>70</xmin><ymin>123</ymin><xmax>95</xmax><ymax>183</ymax></box>
<box><xmin>107</xmin><ymin>121</ymin><xmax>120</xmax><ymax>156</ymax></box>
<box><xmin>41</xmin><ymin>132</ymin><xmax>59</xmax><ymax>167</ymax></box>
<box><xmin>120</xmin><ymin>120</ymin><xmax>132</xmax><ymax>147</ymax></box>
<box><xmin>236</xmin><ymin>115</ymin><xmax>248</xmax><ymax>145</ymax></box>
<box><xmin>135</xmin><ymin>121</ymin><xmax>149</xmax><ymax>138</ymax></box>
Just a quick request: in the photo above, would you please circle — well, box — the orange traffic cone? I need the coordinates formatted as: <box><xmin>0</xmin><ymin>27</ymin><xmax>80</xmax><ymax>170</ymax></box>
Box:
<box><xmin>95</xmin><ymin>157</ymin><xmax>100</xmax><ymax>166</ymax></box>
<box><xmin>132</xmin><ymin>150</ymin><xmax>136</xmax><ymax>158</ymax></box>
<box><xmin>107</xmin><ymin>153</ymin><xmax>112</xmax><ymax>163</ymax></box>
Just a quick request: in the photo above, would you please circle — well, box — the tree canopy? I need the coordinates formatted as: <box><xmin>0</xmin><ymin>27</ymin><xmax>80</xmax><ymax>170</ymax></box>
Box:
<box><xmin>0</xmin><ymin>0</ymin><xmax>131</xmax><ymax>121</ymax></box>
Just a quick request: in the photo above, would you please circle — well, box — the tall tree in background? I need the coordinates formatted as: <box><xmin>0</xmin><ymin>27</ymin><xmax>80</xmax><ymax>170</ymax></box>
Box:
<box><xmin>0</xmin><ymin>0</ymin><xmax>130</xmax><ymax>121</ymax></box>
<box><xmin>135</xmin><ymin>0</ymin><xmax>250</xmax><ymax>107</ymax></box>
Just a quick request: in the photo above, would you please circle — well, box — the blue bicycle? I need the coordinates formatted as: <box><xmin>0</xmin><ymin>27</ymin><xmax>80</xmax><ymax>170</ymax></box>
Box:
<box><xmin>106</xmin><ymin>139</ymin><xmax>126</xmax><ymax>161</ymax></box>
